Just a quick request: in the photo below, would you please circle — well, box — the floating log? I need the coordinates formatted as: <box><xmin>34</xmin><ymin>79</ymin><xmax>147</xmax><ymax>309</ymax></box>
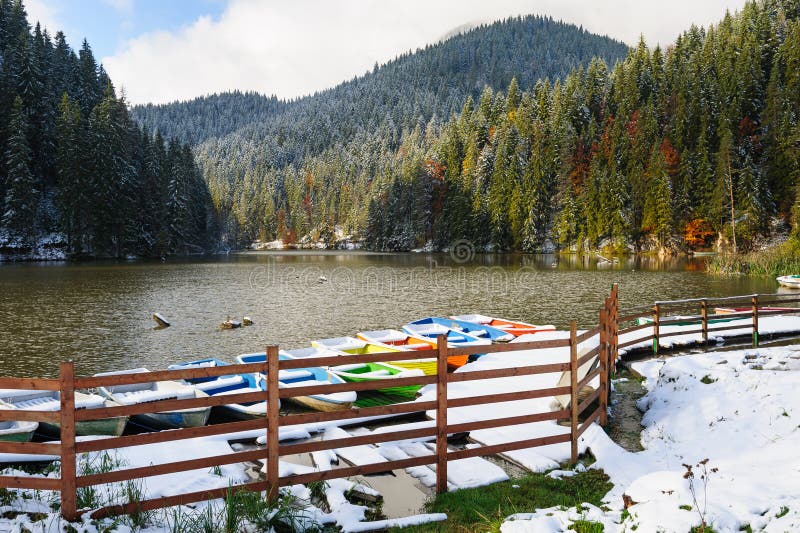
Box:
<box><xmin>152</xmin><ymin>313</ymin><xmax>170</xmax><ymax>328</ymax></box>
<box><xmin>242</xmin><ymin>317</ymin><xmax>254</xmax><ymax>326</ymax></box>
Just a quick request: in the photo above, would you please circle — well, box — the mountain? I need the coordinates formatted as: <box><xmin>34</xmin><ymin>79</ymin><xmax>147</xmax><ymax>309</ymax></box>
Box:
<box><xmin>131</xmin><ymin>16</ymin><xmax>630</xmax><ymax>245</ymax></box>
<box><xmin>0</xmin><ymin>0</ymin><xmax>216</xmax><ymax>259</ymax></box>
<box><xmin>365</xmin><ymin>0</ymin><xmax>800</xmax><ymax>253</ymax></box>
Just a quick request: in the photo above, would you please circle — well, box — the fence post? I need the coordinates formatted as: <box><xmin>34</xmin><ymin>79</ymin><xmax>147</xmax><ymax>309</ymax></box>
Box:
<box><xmin>611</xmin><ymin>285</ymin><xmax>618</xmax><ymax>375</ymax></box>
<box><xmin>701</xmin><ymin>299</ymin><xmax>708</xmax><ymax>346</ymax></box>
<box><xmin>569</xmin><ymin>321</ymin><xmax>578</xmax><ymax>464</ymax></box>
<box><xmin>752</xmin><ymin>295</ymin><xmax>759</xmax><ymax>348</ymax></box>
<box><xmin>59</xmin><ymin>361</ymin><xmax>77</xmax><ymax>522</ymax></box>
<box><xmin>652</xmin><ymin>303</ymin><xmax>660</xmax><ymax>356</ymax></box>
<box><xmin>266</xmin><ymin>345</ymin><xmax>280</xmax><ymax>502</ymax></box>
<box><xmin>435</xmin><ymin>334</ymin><xmax>448</xmax><ymax>494</ymax></box>
<box><xmin>599</xmin><ymin>307</ymin><xmax>608</xmax><ymax>427</ymax></box>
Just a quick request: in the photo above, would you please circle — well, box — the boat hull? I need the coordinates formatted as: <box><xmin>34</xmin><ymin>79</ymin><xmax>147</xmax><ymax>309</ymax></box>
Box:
<box><xmin>289</xmin><ymin>395</ymin><xmax>353</xmax><ymax>412</ymax></box>
<box><xmin>212</xmin><ymin>404</ymin><xmax>266</xmax><ymax>421</ymax></box>
<box><xmin>132</xmin><ymin>408</ymin><xmax>211</xmax><ymax>431</ymax></box>
<box><xmin>777</xmin><ymin>275</ymin><xmax>800</xmax><ymax>288</ymax></box>
<box><xmin>37</xmin><ymin>417</ymin><xmax>129</xmax><ymax>437</ymax></box>
<box><xmin>0</xmin><ymin>421</ymin><xmax>38</xmax><ymax>442</ymax></box>
<box><xmin>388</xmin><ymin>359</ymin><xmax>438</xmax><ymax>376</ymax></box>
<box><xmin>331</xmin><ymin>363</ymin><xmax>423</xmax><ymax>397</ymax></box>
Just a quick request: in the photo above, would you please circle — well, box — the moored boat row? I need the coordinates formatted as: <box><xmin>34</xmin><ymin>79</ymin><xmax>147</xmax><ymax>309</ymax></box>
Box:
<box><xmin>1</xmin><ymin>314</ymin><xmax>552</xmax><ymax>440</ymax></box>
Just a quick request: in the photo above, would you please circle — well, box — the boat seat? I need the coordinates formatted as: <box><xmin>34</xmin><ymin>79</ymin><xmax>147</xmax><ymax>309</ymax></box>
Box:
<box><xmin>278</xmin><ymin>370</ymin><xmax>315</xmax><ymax>383</ymax></box>
<box><xmin>354</xmin><ymin>370</ymin><xmax>393</xmax><ymax>377</ymax></box>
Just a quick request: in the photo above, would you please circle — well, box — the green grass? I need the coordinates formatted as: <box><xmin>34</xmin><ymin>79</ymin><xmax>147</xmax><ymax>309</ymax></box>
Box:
<box><xmin>708</xmin><ymin>238</ymin><xmax>800</xmax><ymax>276</ymax></box>
<box><xmin>569</xmin><ymin>520</ymin><xmax>605</xmax><ymax>532</ymax></box>
<box><xmin>391</xmin><ymin>468</ymin><xmax>612</xmax><ymax>533</ymax></box>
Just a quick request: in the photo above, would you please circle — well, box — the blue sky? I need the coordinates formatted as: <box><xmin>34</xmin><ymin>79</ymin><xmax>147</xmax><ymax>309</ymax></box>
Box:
<box><xmin>27</xmin><ymin>0</ymin><xmax>226</xmax><ymax>58</ymax></box>
<box><xmin>26</xmin><ymin>0</ymin><xmax>749</xmax><ymax>105</ymax></box>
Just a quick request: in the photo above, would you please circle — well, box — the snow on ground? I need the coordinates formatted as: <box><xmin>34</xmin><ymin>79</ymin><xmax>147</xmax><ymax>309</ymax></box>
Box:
<box><xmin>5</xmin><ymin>326</ymin><xmax>800</xmax><ymax>531</ymax></box>
<box><xmin>502</xmin><ymin>344</ymin><xmax>800</xmax><ymax>532</ymax></box>
<box><xmin>417</xmin><ymin>330</ymin><xmax>598</xmax><ymax>471</ymax></box>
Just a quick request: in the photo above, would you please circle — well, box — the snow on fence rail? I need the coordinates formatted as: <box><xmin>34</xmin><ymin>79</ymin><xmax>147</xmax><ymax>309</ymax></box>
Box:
<box><xmin>0</xmin><ymin>287</ymin><xmax>621</xmax><ymax>521</ymax></box>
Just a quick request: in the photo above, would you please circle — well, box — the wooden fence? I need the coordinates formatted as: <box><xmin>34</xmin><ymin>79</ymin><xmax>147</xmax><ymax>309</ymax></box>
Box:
<box><xmin>2</xmin><ymin>288</ymin><xmax>619</xmax><ymax>521</ymax></box>
<box><xmin>616</xmin><ymin>291</ymin><xmax>800</xmax><ymax>356</ymax></box>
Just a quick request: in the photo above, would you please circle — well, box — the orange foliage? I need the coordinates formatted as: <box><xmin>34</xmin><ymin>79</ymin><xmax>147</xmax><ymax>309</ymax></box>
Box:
<box><xmin>625</xmin><ymin>109</ymin><xmax>640</xmax><ymax>139</ymax></box>
<box><xmin>276</xmin><ymin>208</ymin><xmax>287</xmax><ymax>239</ymax></box>
<box><xmin>424</xmin><ymin>158</ymin><xmax>445</xmax><ymax>182</ymax></box>
<box><xmin>570</xmin><ymin>142</ymin><xmax>590</xmax><ymax>193</ymax></box>
<box><xmin>660</xmin><ymin>138</ymin><xmax>680</xmax><ymax>177</ymax></box>
<box><xmin>598</xmin><ymin>116</ymin><xmax>616</xmax><ymax>159</ymax></box>
<box><xmin>684</xmin><ymin>218</ymin><xmax>715</xmax><ymax>249</ymax></box>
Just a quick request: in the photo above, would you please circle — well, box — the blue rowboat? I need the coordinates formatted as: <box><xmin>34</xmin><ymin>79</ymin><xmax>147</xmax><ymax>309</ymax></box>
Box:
<box><xmin>402</xmin><ymin>318</ymin><xmax>493</xmax><ymax>346</ymax></box>
<box><xmin>434</xmin><ymin>317</ymin><xmax>515</xmax><ymax>342</ymax></box>
<box><xmin>236</xmin><ymin>352</ymin><xmax>356</xmax><ymax>412</ymax></box>
<box><xmin>169</xmin><ymin>358</ymin><xmax>275</xmax><ymax>420</ymax></box>
<box><xmin>168</xmin><ymin>358</ymin><xmax>234</xmax><ymax>383</ymax></box>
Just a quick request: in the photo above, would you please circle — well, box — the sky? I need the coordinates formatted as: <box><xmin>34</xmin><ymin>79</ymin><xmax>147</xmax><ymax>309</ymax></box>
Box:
<box><xmin>25</xmin><ymin>0</ymin><xmax>749</xmax><ymax>105</ymax></box>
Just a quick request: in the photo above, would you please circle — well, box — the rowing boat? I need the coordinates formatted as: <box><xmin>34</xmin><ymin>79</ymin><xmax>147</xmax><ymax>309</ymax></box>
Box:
<box><xmin>425</xmin><ymin>317</ymin><xmax>516</xmax><ymax>342</ymax></box>
<box><xmin>236</xmin><ymin>352</ymin><xmax>356</xmax><ymax>412</ymax></box>
<box><xmin>450</xmin><ymin>314</ymin><xmax>556</xmax><ymax>337</ymax></box>
<box><xmin>313</xmin><ymin>335</ymin><xmax>444</xmax><ymax>374</ymax></box>
<box><xmin>169</xmin><ymin>359</ymin><xmax>274</xmax><ymax>420</ymax></box>
<box><xmin>0</xmin><ymin>389</ymin><xmax>128</xmax><ymax>437</ymax></box>
<box><xmin>329</xmin><ymin>362</ymin><xmax>424</xmax><ymax>398</ymax></box>
<box><xmin>776</xmin><ymin>275</ymin><xmax>800</xmax><ymax>288</ymax></box>
<box><xmin>95</xmin><ymin>368</ymin><xmax>211</xmax><ymax>430</ymax></box>
<box><xmin>636</xmin><ymin>315</ymin><xmax>740</xmax><ymax>326</ymax></box>
<box><xmin>0</xmin><ymin>405</ymin><xmax>38</xmax><ymax>442</ymax></box>
<box><xmin>354</xmin><ymin>330</ymin><xmax>440</xmax><ymax>375</ymax></box>
<box><xmin>402</xmin><ymin>320</ymin><xmax>489</xmax><ymax>368</ymax></box>
<box><xmin>715</xmin><ymin>307</ymin><xmax>797</xmax><ymax>315</ymax></box>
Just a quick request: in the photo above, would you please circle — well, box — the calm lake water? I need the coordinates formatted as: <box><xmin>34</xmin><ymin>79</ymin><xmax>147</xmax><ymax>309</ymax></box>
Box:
<box><xmin>0</xmin><ymin>252</ymin><xmax>780</xmax><ymax>377</ymax></box>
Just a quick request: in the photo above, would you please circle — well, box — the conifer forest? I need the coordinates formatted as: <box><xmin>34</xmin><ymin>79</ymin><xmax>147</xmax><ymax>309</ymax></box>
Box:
<box><xmin>2</xmin><ymin>0</ymin><xmax>800</xmax><ymax>258</ymax></box>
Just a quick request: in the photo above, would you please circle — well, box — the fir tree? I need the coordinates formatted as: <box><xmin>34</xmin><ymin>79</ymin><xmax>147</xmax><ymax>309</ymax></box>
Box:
<box><xmin>3</xmin><ymin>96</ymin><xmax>37</xmax><ymax>239</ymax></box>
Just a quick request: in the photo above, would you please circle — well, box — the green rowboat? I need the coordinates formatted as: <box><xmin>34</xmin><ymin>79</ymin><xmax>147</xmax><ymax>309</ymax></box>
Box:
<box><xmin>329</xmin><ymin>362</ymin><xmax>424</xmax><ymax>398</ymax></box>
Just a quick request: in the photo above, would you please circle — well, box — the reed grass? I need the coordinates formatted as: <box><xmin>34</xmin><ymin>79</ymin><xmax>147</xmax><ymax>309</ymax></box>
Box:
<box><xmin>708</xmin><ymin>238</ymin><xmax>800</xmax><ymax>276</ymax></box>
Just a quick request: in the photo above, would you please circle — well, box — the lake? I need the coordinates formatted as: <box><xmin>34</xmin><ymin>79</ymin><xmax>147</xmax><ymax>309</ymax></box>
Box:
<box><xmin>0</xmin><ymin>252</ymin><xmax>779</xmax><ymax>377</ymax></box>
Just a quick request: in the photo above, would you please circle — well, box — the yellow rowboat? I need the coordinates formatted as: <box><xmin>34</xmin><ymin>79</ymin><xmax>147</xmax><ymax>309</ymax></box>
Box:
<box><xmin>312</xmin><ymin>336</ymin><xmax>439</xmax><ymax>376</ymax></box>
<box><xmin>358</xmin><ymin>330</ymin><xmax>470</xmax><ymax>372</ymax></box>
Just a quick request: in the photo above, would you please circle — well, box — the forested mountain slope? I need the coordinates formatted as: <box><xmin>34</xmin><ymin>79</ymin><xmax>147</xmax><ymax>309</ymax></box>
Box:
<box><xmin>367</xmin><ymin>0</ymin><xmax>800</xmax><ymax>253</ymax></box>
<box><xmin>132</xmin><ymin>16</ymin><xmax>630</xmax><ymax>245</ymax></box>
<box><xmin>0</xmin><ymin>0</ymin><xmax>215</xmax><ymax>259</ymax></box>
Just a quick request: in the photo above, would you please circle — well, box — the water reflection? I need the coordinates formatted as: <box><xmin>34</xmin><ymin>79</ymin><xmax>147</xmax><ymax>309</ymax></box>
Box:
<box><xmin>0</xmin><ymin>252</ymin><xmax>778</xmax><ymax>378</ymax></box>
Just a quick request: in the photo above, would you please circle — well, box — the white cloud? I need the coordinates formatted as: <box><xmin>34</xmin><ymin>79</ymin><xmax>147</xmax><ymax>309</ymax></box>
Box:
<box><xmin>103</xmin><ymin>0</ymin><xmax>748</xmax><ymax>105</ymax></box>
<box><xmin>24</xmin><ymin>0</ymin><xmax>62</xmax><ymax>34</ymax></box>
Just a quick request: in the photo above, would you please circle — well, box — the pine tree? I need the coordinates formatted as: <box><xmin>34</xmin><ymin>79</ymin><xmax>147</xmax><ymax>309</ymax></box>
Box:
<box><xmin>642</xmin><ymin>144</ymin><xmax>674</xmax><ymax>246</ymax></box>
<box><xmin>54</xmin><ymin>93</ymin><xmax>84</xmax><ymax>251</ymax></box>
<box><xmin>3</xmin><ymin>96</ymin><xmax>37</xmax><ymax>240</ymax></box>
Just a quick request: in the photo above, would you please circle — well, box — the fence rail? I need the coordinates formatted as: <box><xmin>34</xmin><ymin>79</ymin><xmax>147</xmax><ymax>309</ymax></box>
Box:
<box><xmin>618</xmin><ymin>291</ymin><xmax>800</xmax><ymax>356</ymax></box>
<box><xmin>1</xmin><ymin>283</ymin><xmax>612</xmax><ymax>521</ymax></box>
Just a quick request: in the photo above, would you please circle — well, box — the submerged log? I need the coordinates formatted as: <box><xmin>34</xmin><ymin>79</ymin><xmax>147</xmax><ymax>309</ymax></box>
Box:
<box><xmin>152</xmin><ymin>313</ymin><xmax>170</xmax><ymax>328</ymax></box>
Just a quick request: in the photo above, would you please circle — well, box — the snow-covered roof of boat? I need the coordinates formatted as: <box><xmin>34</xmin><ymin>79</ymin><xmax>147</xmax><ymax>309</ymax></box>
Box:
<box><xmin>359</xmin><ymin>329</ymin><xmax>408</xmax><ymax>342</ymax></box>
<box><xmin>281</xmin><ymin>346</ymin><xmax>342</xmax><ymax>358</ymax></box>
<box><xmin>193</xmin><ymin>375</ymin><xmax>246</xmax><ymax>392</ymax></box>
<box><xmin>312</xmin><ymin>337</ymin><xmax>366</xmax><ymax>350</ymax></box>
<box><xmin>404</xmin><ymin>323</ymin><xmax>450</xmax><ymax>335</ymax></box>
<box><xmin>451</xmin><ymin>314</ymin><xmax>493</xmax><ymax>324</ymax></box>
<box><xmin>93</xmin><ymin>367</ymin><xmax>150</xmax><ymax>376</ymax></box>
